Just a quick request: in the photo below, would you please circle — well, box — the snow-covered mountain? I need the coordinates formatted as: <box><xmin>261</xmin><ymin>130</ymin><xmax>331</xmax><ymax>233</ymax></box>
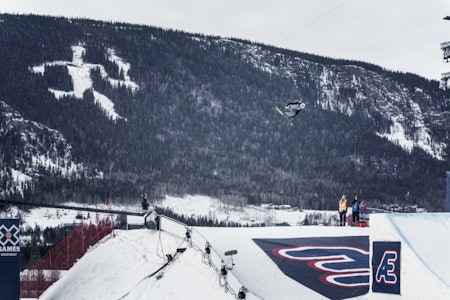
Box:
<box><xmin>0</xmin><ymin>100</ymin><xmax>93</xmax><ymax>197</ymax></box>
<box><xmin>0</xmin><ymin>14</ymin><xmax>449</xmax><ymax>211</ymax></box>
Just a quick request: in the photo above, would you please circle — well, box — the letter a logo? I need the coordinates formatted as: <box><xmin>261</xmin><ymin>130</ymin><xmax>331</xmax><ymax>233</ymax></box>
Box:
<box><xmin>372</xmin><ymin>242</ymin><xmax>401</xmax><ymax>294</ymax></box>
<box><xmin>375</xmin><ymin>251</ymin><xmax>398</xmax><ymax>284</ymax></box>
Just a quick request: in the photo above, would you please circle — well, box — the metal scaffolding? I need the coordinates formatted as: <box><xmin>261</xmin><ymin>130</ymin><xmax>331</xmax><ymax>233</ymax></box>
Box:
<box><xmin>441</xmin><ymin>16</ymin><xmax>450</xmax><ymax>89</ymax></box>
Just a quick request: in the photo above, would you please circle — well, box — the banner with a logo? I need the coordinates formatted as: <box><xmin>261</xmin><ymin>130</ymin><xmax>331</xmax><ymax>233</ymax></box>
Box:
<box><xmin>372</xmin><ymin>241</ymin><xmax>401</xmax><ymax>295</ymax></box>
<box><xmin>253</xmin><ymin>236</ymin><xmax>370</xmax><ymax>300</ymax></box>
<box><xmin>0</xmin><ymin>219</ymin><xmax>20</xmax><ymax>300</ymax></box>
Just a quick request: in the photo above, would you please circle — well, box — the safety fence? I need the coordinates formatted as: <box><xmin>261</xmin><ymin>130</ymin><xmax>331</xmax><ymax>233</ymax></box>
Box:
<box><xmin>159</xmin><ymin>215</ymin><xmax>249</xmax><ymax>299</ymax></box>
<box><xmin>20</xmin><ymin>217</ymin><xmax>114</xmax><ymax>298</ymax></box>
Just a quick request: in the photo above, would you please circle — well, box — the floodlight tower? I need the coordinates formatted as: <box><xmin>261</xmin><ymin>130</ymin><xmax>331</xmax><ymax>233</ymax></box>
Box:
<box><xmin>444</xmin><ymin>18</ymin><xmax>450</xmax><ymax>213</ymax></box>
<box><xmin>440</xmin><ymin>16</ymin><xmax>450</xmax><ymax>89</ymax></box>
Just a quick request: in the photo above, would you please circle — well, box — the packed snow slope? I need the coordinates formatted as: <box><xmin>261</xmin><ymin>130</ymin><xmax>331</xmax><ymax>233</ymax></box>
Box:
<box><xmin>370</xmin><ymin>213</ymin><xmax>450</xmax><ymax>298</ymax></box>
<box><xmin>37</xmin><ymin>211</ymin><xmax>450</xmax><ymax>300</ymax></box>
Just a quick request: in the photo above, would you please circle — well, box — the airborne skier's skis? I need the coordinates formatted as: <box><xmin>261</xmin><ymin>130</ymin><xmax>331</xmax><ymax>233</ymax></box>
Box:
<box><xmin>275</xmin><ymin>106</ymin><xmax>293</xmax><ymax>126</ymax></box>
<box><xmin>275</xmin><ymin>100</ymin><xmax>305</xmax><ymax>126</ymax></box>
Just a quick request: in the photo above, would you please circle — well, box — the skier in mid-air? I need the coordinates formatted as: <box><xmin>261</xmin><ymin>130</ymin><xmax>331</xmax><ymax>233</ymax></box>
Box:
<box><xmin>283</xmin><ymin>99</ymin><xmax>305</xmax><ymax>119</ymax></box>
<box><xmin>276</xmin><ymin>99</ymin><xmax>306</xmax><ymax>126</ymax></box>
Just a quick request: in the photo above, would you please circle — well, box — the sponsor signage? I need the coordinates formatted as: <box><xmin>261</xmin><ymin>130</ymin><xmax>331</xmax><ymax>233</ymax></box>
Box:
<box><xmin>0</xmin><ymin>219</ymin><xmax>20</xmax><ymax>300</ymax></box>
<box><xmin>253</xmin><ymin>236</ymin><xmax>370</xmax><ymax>300</ymax></box>
<box><xmin>0</xmin><ymin>219</ymin><xmax>20</xmax><ymax>257</ymax></box>
<box><xmin>372</xmin><ymin>241</ymin><xmax>401</xmax><ymax>295</ymax></box>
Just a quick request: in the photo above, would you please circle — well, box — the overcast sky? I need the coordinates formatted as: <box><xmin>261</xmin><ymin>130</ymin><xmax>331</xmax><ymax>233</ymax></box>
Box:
<box><xmin>1</xmin><ymin>0</ymin><xmax>450</xmax><ymax>80</ymax></box>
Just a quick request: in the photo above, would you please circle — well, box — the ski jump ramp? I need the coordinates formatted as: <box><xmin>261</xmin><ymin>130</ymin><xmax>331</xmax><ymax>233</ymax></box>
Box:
<box><xmin>38</xmin><ymin>213</ymin><xmax>450</xmax><ymax>299</ymax></box>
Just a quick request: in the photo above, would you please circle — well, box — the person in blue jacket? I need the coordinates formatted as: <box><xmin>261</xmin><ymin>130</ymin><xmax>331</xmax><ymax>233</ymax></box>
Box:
<box><xmin>351</xmin><ymin>195</ymin><xmax>360</xmax><ymax>226</ymax></box>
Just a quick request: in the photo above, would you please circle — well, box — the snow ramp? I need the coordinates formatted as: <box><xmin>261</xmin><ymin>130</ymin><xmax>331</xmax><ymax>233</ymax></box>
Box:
<box><xmin>38</xmin><ymin>224</ymin><xmax>235</xmax><ymax>300</ymax></box>
<box><xmin>37</xmin><ymin>213</ymin><xmax>450</xmax><ymax>300</ymax></box>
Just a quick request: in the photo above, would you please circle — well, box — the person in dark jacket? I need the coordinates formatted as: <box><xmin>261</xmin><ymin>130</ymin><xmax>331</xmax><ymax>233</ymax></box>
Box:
<box><xmin>141</xmin><ymin>193</ymin><xmax>149</xmax><ymax>210</ymax></box>
<box><xmin>351</xmin><ymin>195</ymin><xmax>360</xmax><ymax>226</ymax></box>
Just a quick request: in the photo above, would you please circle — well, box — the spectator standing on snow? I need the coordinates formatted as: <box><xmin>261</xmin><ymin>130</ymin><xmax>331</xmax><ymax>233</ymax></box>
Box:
<box><xmin>351</xmin><ymin>195</ymin><xmax>360</xmax><ymax>226</ymax></box>
<box><xmin>141</xmin><ymin>192</ymin><xmax>149</xmax><ymax>210</ymax></box>
<box><xmin>338</xmin><ymin>195</ymin><xmax>348</xmax><ymax>226</ymax></box>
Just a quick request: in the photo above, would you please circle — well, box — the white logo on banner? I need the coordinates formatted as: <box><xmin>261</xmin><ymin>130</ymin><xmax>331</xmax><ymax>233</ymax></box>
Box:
<box><xmin>0</xmin><ymin>224</ymin><xmax>20</xmax><ymax>246</ymax></box>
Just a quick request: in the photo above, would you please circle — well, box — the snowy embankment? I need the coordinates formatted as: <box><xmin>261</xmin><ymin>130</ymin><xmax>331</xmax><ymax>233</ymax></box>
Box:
<box><xmin>38</xmin><ymin>229</ymin><xmax>235</xmax><ymax>300</ymax></box>
<box><xmin>154</xmin><ymin>194</ymin><xmax>340</xmax><ymax>226</ymax></box>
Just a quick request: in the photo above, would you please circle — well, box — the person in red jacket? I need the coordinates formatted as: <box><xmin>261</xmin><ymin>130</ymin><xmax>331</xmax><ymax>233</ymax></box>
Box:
<box><xmin>338</xmin><ymin>195</ymin><xmax>348</xmax><ymax>226</ymax></box>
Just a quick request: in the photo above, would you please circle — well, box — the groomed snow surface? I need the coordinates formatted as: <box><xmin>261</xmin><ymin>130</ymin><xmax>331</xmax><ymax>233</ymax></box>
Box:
<box><xmin>17</xmin><ymin>196</ymin><xmax>450</xmax><ymax>300</ymax></box>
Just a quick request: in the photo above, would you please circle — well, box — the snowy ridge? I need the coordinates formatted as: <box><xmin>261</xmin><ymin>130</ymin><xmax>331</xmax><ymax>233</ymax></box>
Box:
<box><xmin>30</xmin><ymin>44</ymin><xmax>139</xmax><ymax>121</ymax></box>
